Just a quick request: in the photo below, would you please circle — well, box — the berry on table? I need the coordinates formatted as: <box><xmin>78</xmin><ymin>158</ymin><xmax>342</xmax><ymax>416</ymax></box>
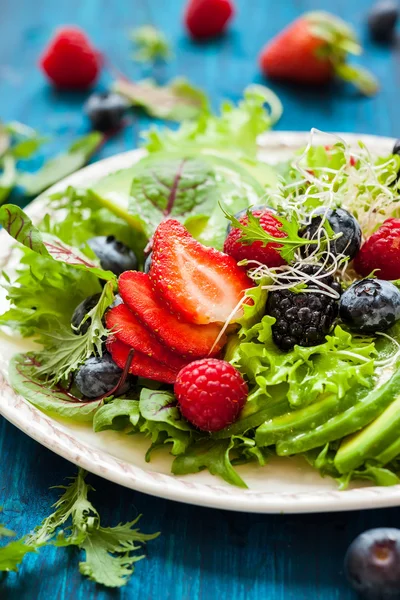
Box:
<box><xmin>84</xmin><ymin>92</ymin><xmax>129</xmax><ymax>132</ymax></box>
<box><xmin>301</xmin><ymin>207</ymin><xmax>362</xmax><ymax>261</ymax></box>
<box><xmin>174</xmin><ymin>358</ymin><xmax>248</xmax><ymax>431</ymax></box>
<box><xmin>184</xmin><ymin>0</ymin><xmax>235</xmax><ymax>40</ymax></box>
<box><xmin>40</xmin><ymin>26</ymin><xmax>102</xmax><ymax>89</ymax></box>
<box><xmin>345</xmin><ymin>528</ymin><xmax>400</xmax><ymax>600</ymax></box>
<box><xmin>354</xmin><ymin>218</ymin><xmax>400</xmax><ymax>280</ymax></box>
<box><xmin>368</xmin><ymin>1</ymin><xmax>399</xmax><ymax>42</ymax></box>
<box><xmin>71</xmin><ymin>293</ymin><xmax>101</xmax><ymax>334</ymax></box>
<box><xmin>265</xmin><ymin>264</ymin><xmax>341</xmax><ymax>351</ymax></box>
<box><xmin>339</xmin><ymin>279</ymin><xmax>400</xmax><ymax>333</ymax></box>
<box><xmin>224</xmin><ymin>207</ymin><xmax>287</xmax><ymax>268</ymax></box>
<box><xmin>74</xmin><ymin>352</ymin><xmax>132</xmax><ymax>399</ymax></box>
<box><xmin>88</xmin><ymin>235</ymin><xmax>138</xmax><ymax>276</ymax></box>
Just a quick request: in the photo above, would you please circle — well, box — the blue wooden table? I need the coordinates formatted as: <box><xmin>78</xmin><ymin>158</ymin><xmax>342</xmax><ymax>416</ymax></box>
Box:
<box><xmin>0</xmin><ymin>0</ymin><xmax>399</xmax><ymax>598</ymax></box>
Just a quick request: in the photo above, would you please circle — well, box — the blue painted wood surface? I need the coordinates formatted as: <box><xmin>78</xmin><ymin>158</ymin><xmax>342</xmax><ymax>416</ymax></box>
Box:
<box><xmin>0</xmin><ymin>0</ymin><xmax>399</xmax><ymax>598</ymax></box>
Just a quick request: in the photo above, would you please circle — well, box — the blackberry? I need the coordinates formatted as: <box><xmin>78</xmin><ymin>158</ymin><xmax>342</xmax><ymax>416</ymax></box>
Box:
<box><xmin>266</xmin><ymin>264</ymin><xmax>341</xmax><ymax>351</ymax></box>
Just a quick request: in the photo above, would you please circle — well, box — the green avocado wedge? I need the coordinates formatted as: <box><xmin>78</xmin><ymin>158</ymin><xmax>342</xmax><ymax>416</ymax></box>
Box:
<box><xmin>274</xmin><ymin>364</ymin><xmax>400</xmax><ymax>457</ymax></box>
<box><xmin>335</xmin><ymin>393</ymin><xmax>400</xmax><ymax>473</ymax></box>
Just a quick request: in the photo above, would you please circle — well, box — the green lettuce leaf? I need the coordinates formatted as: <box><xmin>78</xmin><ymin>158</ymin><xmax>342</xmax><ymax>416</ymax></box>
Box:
<box><xmin>93</xmin><ymin>399</ymin><xmax>140</xmax><ymax>432</ymax></box>
<box><xmin>130</xmin><ymin>25</ymin><xmax>173</xmax><ymax>63</ymax></box>
<box><xmin>0</xmin><ymin>539</ymin><xmax>37</xmax><ymax>572</ymax></box>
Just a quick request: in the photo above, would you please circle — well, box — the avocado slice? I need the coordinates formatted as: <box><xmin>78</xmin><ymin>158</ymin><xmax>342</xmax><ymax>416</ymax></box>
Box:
<box><xmin>335</xmin><ymin>394</ymin><xmax>400</xmax><ymax>473</ymax></box>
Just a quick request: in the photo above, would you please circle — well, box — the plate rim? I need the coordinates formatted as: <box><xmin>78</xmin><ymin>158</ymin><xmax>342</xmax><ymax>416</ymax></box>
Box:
<box><xmin>1</xmin><ymin>130</ymin><xmax>399</xmax><ymax>514</ymax></box>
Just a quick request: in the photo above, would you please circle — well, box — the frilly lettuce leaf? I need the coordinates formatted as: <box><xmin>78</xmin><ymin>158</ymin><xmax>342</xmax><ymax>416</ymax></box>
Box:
<box><xmin>232</xmin><ymin>311</ymin><xmax>376</xmax><ymax>409</ymax></box>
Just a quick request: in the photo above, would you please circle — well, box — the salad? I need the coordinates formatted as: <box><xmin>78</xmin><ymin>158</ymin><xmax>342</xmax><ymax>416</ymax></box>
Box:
<box><xmin>1</xmin><ymin>86</ymin><xmax>400</xmax><ymax>490</ymax></box>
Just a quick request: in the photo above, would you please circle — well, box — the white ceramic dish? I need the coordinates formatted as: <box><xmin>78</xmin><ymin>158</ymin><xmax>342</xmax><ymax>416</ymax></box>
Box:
<box><xmin>1</xmin><ymin>131</ymin><xmax>399</xmax><ymax>514</ymax></box>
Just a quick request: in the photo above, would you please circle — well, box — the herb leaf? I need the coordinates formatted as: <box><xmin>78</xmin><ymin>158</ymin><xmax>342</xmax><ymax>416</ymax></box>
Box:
<box><xmin>93</xmin><ymin>399</ymin><xmax>140</xmax><ymax>432</ymax></box>
<box><xmin>130</xmin><ymin>25</ymin><xmax>173</xmax><ymax>63</ymax></box>
<box><xmin>18</xmin><ymin>132</ymin><xmax>102</xmax><ymax>196</ymax></box>
<box><xmin>114</xmin><ymin>77</ymin><xmax>208</xmax><ymax>122</ymax></box>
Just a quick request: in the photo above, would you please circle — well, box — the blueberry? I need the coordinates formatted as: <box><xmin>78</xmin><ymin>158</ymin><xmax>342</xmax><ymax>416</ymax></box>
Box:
<box><xmin>84</xmin><ymin>92</ymin><xmax>129</xmax><ymax>132</ymax></box>
<box><xmin>88</xmin><ymin>235</ymin><xmax>138</xmax><ymax>276</ymax></box>
<box><xmin>345</xmin><ymin>528</ymin><xmax>400</xmax><ymax>599</ymax></box>
<box><xmin>301</xmin><ymin>208</ymin><xmax>362</xmax><ymax>261</ymax></box>
<box><xmin>144</xmin><ymin>252</ymin><xmax>152</xmax><ymax>274</ymax></box>
<box><xmin>393</xmin><ymin>140</ymin><xmax>400</xmax><ymax>156</ymax></box>
<box><xmin>339</xmin><ymin>279</ymin><xmax>400</xmax><ymax>333</ymax></box>
<box><xmin>74</xmin><ymin>353</ymin><xmax>132</xmax><ymax>399</ymax></box>
<box><xmin>71</xmin><ymin>293</ymin><xmax>101</xmax><ymax>334</ymax></box>
<box><xmin>226</xmin><ymin>205</ymin><xmax>277</xmax><ymax>234</ymax></box>
<box><xmin>368</xmin><ymin>2</ymin><xmax>398</xmax><ymax>42</ymax></box>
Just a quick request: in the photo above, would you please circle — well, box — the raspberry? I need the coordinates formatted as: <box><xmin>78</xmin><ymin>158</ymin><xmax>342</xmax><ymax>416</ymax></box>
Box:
<box><xmin>223</xmin><ymin>208</ymin><xmax>287</xmax><ymax>267</ymax></box>
<box><xmin>265</xmin><ymin>264</ymin><xmax>341</xmax><ymax>351</ymax></box>
<box><xmin>40</xmin><ymin>26</ymin><xmax>101</xmax><ymax>89</ymax></box>
<box><xmin>354</xmin><ymin>219</ymin><xmax>400</xmax><ymax>280</ymax></box>
<box><xmin>184</xmin><ymin>0</ymin><xmax>235</xmax><ymax>40</ymax></box>
<box><xmin>174</xmin><ymin>358</ymin><xmax>248</xmax><ymax>432</ymax></box>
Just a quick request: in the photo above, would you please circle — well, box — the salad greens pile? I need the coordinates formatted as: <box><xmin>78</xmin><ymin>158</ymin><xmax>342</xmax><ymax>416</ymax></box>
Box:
<box><xmin>1</xmin><ymin>86</ymin><xmax>400</xmax><ymax>496</ymax></box>
<box><xmin>0</xmin><ymin>469</ymin><xmax>158</xmax><ymax>587</ymax></box>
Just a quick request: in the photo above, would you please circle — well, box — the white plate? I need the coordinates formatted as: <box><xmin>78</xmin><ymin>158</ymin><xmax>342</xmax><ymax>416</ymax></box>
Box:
<box><xmin>1</xmin><ymin>131</ymin><xmax>399</xmax><ymax>514</ymax></box>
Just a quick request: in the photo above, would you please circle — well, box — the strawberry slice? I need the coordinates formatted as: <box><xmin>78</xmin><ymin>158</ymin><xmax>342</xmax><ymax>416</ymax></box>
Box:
<box><xmin>149</xmin><ymin>219</ymin><xmax>252</xmax><ymax>325</ymax></box>
<box><xmin>106</xmin><ymin>303</ymin><xmax>188</xmax><ymax>371</ymax></box>
<box><xmin>118</xmin><ymin>271</ymin><xmax>226</xmax><ymax>358</ymax></box>
<box><xmin>107</xmin><ymin>338</ymin><xmax>179</xmax><ymax>384</ymax></box>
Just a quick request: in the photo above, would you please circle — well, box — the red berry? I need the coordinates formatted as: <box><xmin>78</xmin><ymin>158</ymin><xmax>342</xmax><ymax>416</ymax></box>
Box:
<box><xmin>118</xmin><ymin>271</ymin><xmax>227</xmax><ymax>358</ymax></box>
<box><xmin>224</xmin><ymin>208</ymin><xmax>287</xmax><ymax>267</ymax></box>
<box><xmin>354</xmin><ymin>219</ymin><xmax>400</xmax><ymax>280</ymax></box>
<box><xmin>40</xmin><ymin>26</ymin><xmax>101</xmax><ymax>89</ymax></box>
<box><xmin>175</xmin><ymin>358</ymin><xmax>248</xmax><ymax>431</ymax></box>
<box><xmin>150</xmin><ymin>219</ymin><xmax>252</xmax><ymax>325</ymax></box>
<box><xmin>184</xmin><ymin>0</ymin><xmax>234</xmax><ymax>40</ymax></box>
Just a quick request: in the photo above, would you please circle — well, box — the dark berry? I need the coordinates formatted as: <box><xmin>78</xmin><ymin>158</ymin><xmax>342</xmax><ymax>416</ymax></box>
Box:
<box><xmin>144</xmin><ymin>252</ymin><xmax>152</xmax><ymax>274</ymax></box>
<box><xmin>266</xmin><ymin>264</ymin><xmax>341</xmax><ymax>351</ymax></box>
<box><xmin>368</xmin><ymin>2</ymin><xmax>398</xmax><ymax>42</ymax></box>
<box><xmin>71</xmin><ymin>293</ymin><xmax>101</xmax><ymax>334</ymax></box>
<box><xmin>84</xmin><ymin>92</ymin><xmax>128</xmax><ymax>132</ymax></box>
<box><xmin>74</xmin><ymin>353</ymin><xmax>132</xmax><ymax>399</ymax></box>
<box><xmin>393</xmin><ymin>139</ymin><xmax>400</xmax><ymax>156</ymax></box>
<box><xmin>88</xmin><ymin>235</ymin><xmax>137</xmax><ymax>276</ymax></box>
<box><xmin>301</xmin><ymin>208</ymin><xmax>362</xmax><ymax>261</ymax></box>
<box><xmin>226</xmin><ymin>204</ymin><xmax>277</xmax><ymax>234</ymax></box>
<box><xmin>339</xmin><ymin>279</ymin><xmax>400</xmax><ymax>333</ymax></box>
<box><xmin>345</xmin><ymin>528</ymin><xmax>400</xmax><ymax>600</ymax></box>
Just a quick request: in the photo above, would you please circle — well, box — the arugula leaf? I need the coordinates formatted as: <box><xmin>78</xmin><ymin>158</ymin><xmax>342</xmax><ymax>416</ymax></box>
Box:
<box><xmin>93</xmin><ymin>399</ymin><xmax>140</xmax><ymax>432</ymax></box>
<box><xmin>114</xmin><ymin>77</ymin><xmax>208</xmax><ymax>122</ymax></box>
<box><xmin>33</xmin><ymin>281</ymin><xmax>114</xmax><ymax>383</ymax></box>
<box><xmin>172</xmin><ymin>439</ymin><xmax>248</xmax><ymax>488</ymax></box>
<box><xmin>0</xmin><ymin>539</ymin><xmax>37</xmax><ymax>572</ymax></box>
<box><xmin>0</xmin><ymin>204</ymin><xmax>116</xmax><ymax>281</ymax></box>
<box><xmin>18</xmin><ymin>132</ymin><xmax>102</xmax><ymax>196</ymax></box>
<box><xmin>130</xmin><ymin>25</ymin><xmax>173</xmax><ymax>62</ymax></box>
<box><xmin>28</xmin><ymin>469</ymin><xmax>158</xmax><ymax>588</ymax></box>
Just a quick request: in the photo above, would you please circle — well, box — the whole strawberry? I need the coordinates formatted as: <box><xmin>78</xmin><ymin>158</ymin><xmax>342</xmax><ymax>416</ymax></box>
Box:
<box><xmin>184</xmin><ymin>0</ymin><xmax>235</xmax><ymax>39</ymax></box>
<box><xmin>175</xmin><ymin>358</ymin><xmax>248</xmax><ymax>431</ymax></box>
<box><xmin>224</xmin><ymin>207</ymin><xmax>287</xmax><ymax>268</ymax></box>
<box><xmin>40</xmin><ymin>26</ymin><xmax>102</xmax><ymax>89</ymax></box>
<box><xmin>259</xmin><ymin>11</ymin><xmax>378</xmax><ymax>95</ymax></box>
<box><xmin>354</xmin><ymin>218</ymin><xmax>400</xmax><ymax>280</ymax></box>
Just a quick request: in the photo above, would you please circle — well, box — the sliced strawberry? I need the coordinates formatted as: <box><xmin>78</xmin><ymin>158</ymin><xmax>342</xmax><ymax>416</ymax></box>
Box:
<box><xmin>149</xmin><ymin>219</ymin><xmax>253</xmax><ymax>325</ymax></box>
<box><xmin>107</xmin><ymin>338</ymin><xmax>179</xmax><ymax>384</ymax></box>
<box><xmin>106</xmin><ymin>303</ymin><xmax>188</xmax><ymax>371</ymax></box>
<box><xmin>118</xmin><ymin>271</ymin><xmax>226</xmax><ymax>358</ymax></box>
